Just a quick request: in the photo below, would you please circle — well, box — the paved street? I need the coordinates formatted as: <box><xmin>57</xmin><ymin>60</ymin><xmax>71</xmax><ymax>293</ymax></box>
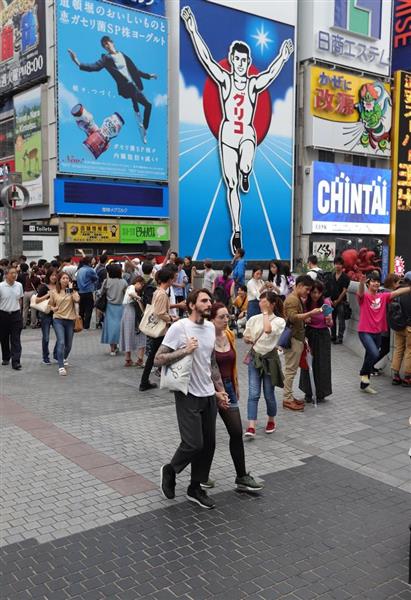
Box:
<box><xmin>1</xmin><ymin>327</ymin><xmax>410</xmax><ymax>599</ymax></box>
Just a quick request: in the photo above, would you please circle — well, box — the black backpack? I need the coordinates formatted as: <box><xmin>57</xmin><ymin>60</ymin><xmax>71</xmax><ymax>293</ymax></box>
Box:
<box><xmin>141</xmin><ymin>278</ymin><xmax>156</xmax><ymax>307</ymax></box>
<box><xmin>387</xmin><ymin>298</ymin><xmax>407</xmax><ymax>331</ymax></box>
<box><xmin>213</xmin><ymin>278</ymin><xmax>231</xmax><ymax>306</ymax></box>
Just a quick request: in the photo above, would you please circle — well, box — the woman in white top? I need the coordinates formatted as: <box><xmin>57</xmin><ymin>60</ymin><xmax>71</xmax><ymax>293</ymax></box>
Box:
<box><xmin>246</xmin><ymin>267</ymin><xmax>270</xmax><ymax>319</ymax></box>
<box><xmin>243</xmin><ymin>291</ymin><xmax>286</xmax><ymax>438</ymax></box>
<box><xmin>119</xmin><ymin>276</ymin><xmax>146</xmax><ymax>367</ymax></box>
<box><xmin>267</xmin><ymin>260</ymin><xmax>289</xmax><ymax>299</ymax></box>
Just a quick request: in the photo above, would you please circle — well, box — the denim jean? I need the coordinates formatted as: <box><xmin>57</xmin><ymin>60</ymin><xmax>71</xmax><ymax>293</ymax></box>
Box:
<box><xmin>247</xmin><ymin>361</ymin><xmax>277</xmax><ymax>421</ymax></box>
<box><xmin>359</xmin><ymin>332</ymin><xmax>381</xmax><ymax>376</ymax></box>
<box><xmin>40</xmin><ymin>313</ymin><xmax>57</xmax><ymax>362</ymax></box>
<box><xmin>54</xmin><ymin>318</ymin><xmax>74</xmax><ymax>368</ymax></box>
<box><xmin>223</xmin><ymin>378</ymin><xmax>239</xmax><ymax>408</ymax></box>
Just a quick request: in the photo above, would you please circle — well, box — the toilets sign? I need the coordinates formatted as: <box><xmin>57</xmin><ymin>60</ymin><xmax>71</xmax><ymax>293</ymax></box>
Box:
<box><xmin>312</xmin><ymin>161</ymin><xmax>391</xmax><ymax>234</ymax></box>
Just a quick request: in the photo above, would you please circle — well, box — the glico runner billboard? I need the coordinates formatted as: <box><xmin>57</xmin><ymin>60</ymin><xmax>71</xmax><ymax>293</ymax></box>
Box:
<box><xmin>56</xmin><ymin>0</ymin><xmax>168</xmax><ymax>181</ymax></box>
<box><xmin>313</xmin><ymin>162</ymin><xmax>391</xmax><ymax>235</ymax></box>
<box><xmin>179</xmin><ymin>0</ymin><xmax>296</xmax><ymax>260</ymax></box>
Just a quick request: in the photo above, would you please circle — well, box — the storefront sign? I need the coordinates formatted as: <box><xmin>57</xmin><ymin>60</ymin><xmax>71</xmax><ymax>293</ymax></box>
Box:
<box><xmin>24</xmin><ymin>224</ymin><xmax>58</xmax><ymax>234</ymax></box>
<box><xmin>56</xmin><ymin>0</ymin><xmax>168</xmax><ymax>182</ymax></box>
<box><xmin>0</xmin><ymin>0</ymin><xmax>47</xmax><ymax>94</ymax></box>
<box><xmin>306</xmin><ymin>65</ymin><xmax>391</xmax><ymax>155</ymax></box>
<box><xmin>119</xmin><ymin>221</ymin><xmax>169</xmax><ymax>243</ymax></box>
<box><xmin>390</xmin><ymin>70</ymin><xmax>411</xmax><ymax>270</ymax></box>
<box><xmin>313</xmin><ymin>162</ymin><xmax>391</xmax><ymax>234</ymax></box>
<box><xmin>298</xmin><ymin>0</ymin><xmax>392</xmax><ymax>76</ymax></box>
<box><xmin>14</xmin><ymin>87</ymin><xmax>43</xmax><ymax>205</ymax></box>
<box><xmin>392</xmin><ymin>0</ymin><xmax>411</xmax><ymax>73</ymax></box>
<box><xmin>65</xmin><ymin>222</ymin><xmax>120</xmax><ymax>243</ymax></box>
<box><xmin>312</xmin><ymin>241</ymin><xmax>336</xmax><ymax>261</ymax></box>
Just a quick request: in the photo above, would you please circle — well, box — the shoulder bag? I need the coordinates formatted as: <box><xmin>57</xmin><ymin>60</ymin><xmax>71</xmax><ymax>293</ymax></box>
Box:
<box><xmin>243</xmin><ymin>330</ymin><xmax>264</xmax><ymax>365</ymax></box>
<box><xmin>277</xmin><ymin>320</ymin><xmax>293</xmax><ymax>349</ymax></box>
<box><xmin>74</xmin><ymin>314</ymin><xmax>83</xmax><ymax>333</ymax></box>
<box><xmin>160</xmin><ymin>322</ymin><xmax>193</xmax><ymax>395</ymax></box>
<box><xmin>30</xmin><ymin>291</ymin><xmax>51</xmax><ymax>314</ymax></box>
<box><xmin>139</xmin><ymin>302</ymin><xmax>168</xmax><ymax>338</ymax></box>
<box><xmin>95</xmin><ymin>281</ymin><xmax>107</xmax><ymax>312</ymax></box>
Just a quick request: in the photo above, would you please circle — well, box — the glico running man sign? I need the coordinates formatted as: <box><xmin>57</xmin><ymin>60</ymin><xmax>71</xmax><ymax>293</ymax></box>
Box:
<box><xmin>312</xmin><ymin>162</ymin><xmax>391</xmax><ymax>234</ymax></box>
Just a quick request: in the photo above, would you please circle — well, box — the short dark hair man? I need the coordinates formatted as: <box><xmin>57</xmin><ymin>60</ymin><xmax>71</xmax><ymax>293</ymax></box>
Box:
<box><xmin>68</xmin><ymin>36</ymin><xmax>158</xmax><ymax>144</ymax></box>
<box><xmin>0</xmin><ymin>267</ymin><xmax>24</xmax><ymax>370</ymax></box>
<box><xmin>329</xmin><ymin>256</ymin><xmax>350</xmax><ymax>344</ymax></box>
<box><xmin>155</xmin><ymin>288</ymin><xmax>229</xmax><ymax>509</ymax></box>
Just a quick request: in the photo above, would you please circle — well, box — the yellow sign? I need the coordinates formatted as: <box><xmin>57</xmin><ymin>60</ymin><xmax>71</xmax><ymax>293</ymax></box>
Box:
<box><xmin>310</xmin><ymin>65</ymin><xmax>391</xmax><ymax>124</ymax></box>
<box><xmin>65</xmin><ymin>222</ymin><xmax>120</xmax><ymax>243</ymax></box>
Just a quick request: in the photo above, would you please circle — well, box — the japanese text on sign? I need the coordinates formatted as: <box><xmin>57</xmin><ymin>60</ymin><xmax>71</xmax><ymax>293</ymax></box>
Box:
<box><xmin>317</xmin><ymin>31</ymin><xmax>389</xmax><ymax>69</ymax></box>
<box><xmin>395</xmin><ymin>72</ymin><xmax>411</xmax><ymax>211</ymax></box>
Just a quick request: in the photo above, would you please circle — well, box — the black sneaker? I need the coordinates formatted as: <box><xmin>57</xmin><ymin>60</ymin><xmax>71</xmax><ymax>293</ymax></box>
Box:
<box><xmin>2</xmin><ymin>360</ymin><xmax>10</xmax><ymax>366</ymax></box>
<box><xmin>230</xmin><ymin>231</ymin><xmax>242</xmax><ymax>255</ymax></box>
<box><xmin>241</xmin><ymin>172</ymin><xmax>250</xmax><ymax>193</ymax></box>
<box><xmin>186</xmin><ymin>486</ymin><xmax>215</xmax><ymax>509</ymax></box>
<box><xmin>235</xmin><ymin>473</ymin><xmax>264</xmax><ymax>492</ymax></box>
<box><xmin>12</xmin><ymin>364</ymin><xmax>22</xmax><ymax>370</ymax></box>
<box><xmin>139</xmin><ymin>381</ymin><xmax>158</xmax><ymax>392</ymax></box>
<box><xmin>160</xmin><ymin>464</ymin><xmax>176</xmax><ymax>499</ymax></box>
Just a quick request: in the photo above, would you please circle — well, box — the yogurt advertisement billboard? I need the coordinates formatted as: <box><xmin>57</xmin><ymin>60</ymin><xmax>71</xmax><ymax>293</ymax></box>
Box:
<box><xmin>312</xmin><ymin>162</ymin><xmax>391</xmax><ymax>234</ymax></box>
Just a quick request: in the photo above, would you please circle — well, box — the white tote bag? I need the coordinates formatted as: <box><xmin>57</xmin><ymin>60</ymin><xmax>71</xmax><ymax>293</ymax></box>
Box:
<box><xmin>138</xmin><ymin>303</ymin><xmax>168</xmax><ymax>338</ymax></box>
<box><xmin>30</xmin><ymin>293</ymin><xmax>51</xmax><ymax>314</ymax></box>
<box><xmin>160</xmin><ymin>322</ymin><xmax>193</xmax><ymax>395</ymax></box>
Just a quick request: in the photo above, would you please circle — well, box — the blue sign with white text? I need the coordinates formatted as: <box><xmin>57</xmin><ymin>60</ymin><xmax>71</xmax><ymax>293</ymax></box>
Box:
<box><xmin>312</xmin><ymin>162</ymin><xmax>391</xmax><ymax>235</ymax></box>
<box><xmin>56</xmin><ymin>0</ymin><xmax>168</xmax><ymax>181</ymax></box>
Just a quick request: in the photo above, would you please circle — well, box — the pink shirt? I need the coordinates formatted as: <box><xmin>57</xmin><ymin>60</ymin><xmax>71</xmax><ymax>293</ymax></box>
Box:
<box><xmin>357</xmin><ymin>292</ymin><xmax>392</xmax><ymax>333</ymax></box>
<box><xmin>309</xmin><ymin>298</ymin><xmax>333</xmax><ymax>329</ymax></box>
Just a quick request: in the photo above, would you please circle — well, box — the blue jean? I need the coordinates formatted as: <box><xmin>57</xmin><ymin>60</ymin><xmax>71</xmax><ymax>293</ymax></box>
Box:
<box><xmin>54</xmin><ymin>318</ymin><xmax>74</xmax><ymax>368</ymax></box>
<box><xmin>359</xmin><ymin>332</ymin><xmax>381</xmax><ymax>376</ymax></box>
<box><xmin>223</xmin><ymin>379</ymin><xmax>239</xmax><ymax>408</ymax></box>
<box><xmin>40</xmin><ymin>313</ymin><xmax>57</xmax><ymax>362</ymax></box>
<box><xmin>247</xmin><ymin>361</ymin><xmax>277</xmax><ymax>420</ymax></box>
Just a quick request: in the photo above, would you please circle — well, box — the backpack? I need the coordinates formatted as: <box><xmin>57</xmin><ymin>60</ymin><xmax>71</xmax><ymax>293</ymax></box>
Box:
<box><xmin>213</xmin><ymin>277</ymin><xmax>231</xmax><ymax>306</ymax></box>
<box><xmin>387</xmin><ymin>298</ymin><xmax>407</xmax><ymax>331</ymax></box>
<box><xmin>141</xmin><ymin>278</ymin><xmax>156</xmax><ymax>307</ymax></box>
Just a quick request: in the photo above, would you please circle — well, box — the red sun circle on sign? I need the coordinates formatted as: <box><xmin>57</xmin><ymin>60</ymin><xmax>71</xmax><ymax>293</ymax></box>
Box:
<box><xmin>202</xmin><ymin>59</ymin><xmax>272</xmax><ymax>146</ymax></box>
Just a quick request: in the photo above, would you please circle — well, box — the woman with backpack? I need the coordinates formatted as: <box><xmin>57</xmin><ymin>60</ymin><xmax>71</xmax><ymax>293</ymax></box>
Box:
<box><xmin>212</xmin><ymin>265</ymin><xmax>235</xmax><ymax>307</ymax></box>
<box><xmin>390</xmin><ymin>271</ymin><xmax>411</xmax><ymax>387</ymax></box>
<box><xmin>119</xmin><ymin>276</ymin><xmax>146</xmax><ymax>367</ymax></box>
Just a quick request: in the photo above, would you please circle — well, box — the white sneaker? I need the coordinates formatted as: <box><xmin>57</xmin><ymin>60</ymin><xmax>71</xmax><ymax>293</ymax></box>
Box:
<box><xmin>63</xmin><ymin>359</ymin><xmax>69</xmax><ymax>366</ymax></box>
<box><xmin>59</xmin><ymin>368</ymin><xmax>67</xmax><ymax>376</ymax></box>
<box><xmin>361</xmin><ymin>385</ymin><xmax>377</xmax><ymax>394</ymax></box>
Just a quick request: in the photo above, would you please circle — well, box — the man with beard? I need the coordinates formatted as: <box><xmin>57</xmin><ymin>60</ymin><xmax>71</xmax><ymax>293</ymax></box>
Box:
<box><xmin>155</xmin><ymin>288</ymin><xmax>229</xmax><ymax>509</ymax></box>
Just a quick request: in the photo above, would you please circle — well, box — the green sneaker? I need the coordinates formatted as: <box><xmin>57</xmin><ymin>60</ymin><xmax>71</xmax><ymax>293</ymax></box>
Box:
<box><xmin>200</xmin><ymin>479</ymin><xmax>215</xmax><ymax>489</ymax></box>
<box><xmin>235</xmin><ymin>473</ymin><xmax>264</xmax><ymax>491</ymax></box>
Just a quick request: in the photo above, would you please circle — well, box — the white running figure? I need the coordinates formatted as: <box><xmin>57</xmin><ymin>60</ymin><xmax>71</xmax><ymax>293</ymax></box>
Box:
<box><xmin>181</xmin><ymin>5</ymin><xmax>294</xmax><ymax>255</ymax></box>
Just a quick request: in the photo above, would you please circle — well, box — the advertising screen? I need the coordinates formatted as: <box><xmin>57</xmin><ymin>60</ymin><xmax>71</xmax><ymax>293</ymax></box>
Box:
<box><xmin>0</xmin><ymin>0</ymin><xmax>47</xmax><ymax>94</ymax></box>
<box><xmin>179</xmin><ymin>0</ymin><xmax>296</xmax><ymax>260</ymax></box>
<box><xmin>56</xmin><ymin>0</ymin><xmax>168</xmax><ymax>181</ymax></box>
<box><xmin>313</xmin><ymin>162</ymin><xmax>391</xmax><ymax>234</ymax></box>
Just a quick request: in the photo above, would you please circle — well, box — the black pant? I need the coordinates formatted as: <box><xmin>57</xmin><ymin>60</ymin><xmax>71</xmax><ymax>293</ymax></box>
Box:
<box><xmin>0</xmin><ymin>310</ymin><xmax>23</xmax><ymax>366</ymax></box>
<box><xmin>331</xmin><ymin>302</ymin><xmax>346</xmax><ymax>341</ymax></box>
<box><xmin>171</xmin><ymin>392</ymin><xmax>217</xmax><ymax>486</ymax></box>
<box><xmin>79</xmin><ymin>292</ymin><xmax>94</xmax><ymax>329</ymax></box>
<box><xmin>218</xmin><ymin>407</ymin><xmax>246</xmax><ymax>478</ymax></box>
<box><xmin>124</xmin><ymin>83</ymin><xmax>152</xmax><ymax>130</ymax></box>
<box><xmin>140</xmin><ymin>335</ymin><xmax>163</xmax><ymax>386</ymax></box>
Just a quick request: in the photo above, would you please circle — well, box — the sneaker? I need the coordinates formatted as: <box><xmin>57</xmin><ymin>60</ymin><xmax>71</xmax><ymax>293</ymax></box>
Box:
<box><xmin>1</xmin><ymin>360</ymin><xmax>10</xmax><ymax>366</ymax></box>
<box><xmin>42</xmin><ymin>359</ymin><xmax>51</xmax><ymax>365</ymax></box>
<box><xmin>139</xmin><ymin>382</ymin><xmax>158</xmax><ymax>392</ymax></box>
<box><xmin>186</xmin><ymin>486</ymin><xmax>215</xmax><ymax>509</ymax></box>
<box><xmin>59</xmin><ymin>368</ymin><xmax>67</xmax><ymax>376</ymax></box>
<box><xmin>200</xmin><ymin>479</ymin><xmax>215</xmax><ymax>489</ymax></box>
<box><xmin>240</xmin><ymin>172</ymin><xmax>250</xmax><ymax>193</ymax></box>
<box><xmin>244</xmin><ymin>427</ymin><xmax>256</xmax><ymax>438</ymax></box>
<box><xmin>160</xmin><ymin>464</ymin><xmax>176</xmax><ymax>499</ymax></box>
<box><xmin>361</xmin><ymin>385</ymin><xmax>377</xmax><ymax>394</ymax></box>
<box><xmin>392</xmin><ymin>374</ymin><xmax>402</xmax><ymax>386</ymax></box>
<box><xmin>401</xmin><ymin>377</ymin><xmax>411</xmax><ymax>388</ymax></box>
<box><xmin>109</xmin><ymin>351</ymin><xmax>117</xmax><ymax>357</ymax></box>
<box><xmin>235</xmin><ymin>473</ymin><xmax>264</xmax><ymax>492</ymax></box>
<box><xmin>265</xmin><ymin>420</ymin><xmax>276</xmax><ymax>434</ymax></box>
<box><xmin>63</xmin><ymin>359</ymin><xmax>69</xmax><ymax>367</ymax></box>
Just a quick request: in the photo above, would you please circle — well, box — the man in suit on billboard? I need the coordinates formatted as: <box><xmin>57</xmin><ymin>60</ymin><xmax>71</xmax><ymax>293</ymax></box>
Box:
<box><xmin>68</xmin><ymin>36</ymin><xmax>157</xmax><ymax>144</ymax></box>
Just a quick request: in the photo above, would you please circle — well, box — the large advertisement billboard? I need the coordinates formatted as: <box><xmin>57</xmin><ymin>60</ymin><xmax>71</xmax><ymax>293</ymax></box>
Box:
<box><xmin>298</xmin><ymin>0</ymin><xmax>392</xmax><ymax>77</ymax></box>
<box><xmin>392</xmin><ymin>0</ymin><xmax>411</xmax><ymax>73</ymax></box>
<box><xmin>14</xmin><ymin>86</ymin><xmax>42</xmax><ymax>205</ymax></box>
<box><xmin>179</xmin><ymin>0</ymin><xmax>295</xmax><ymax>260</ymax></box>
<box><xmin>313</xmin><ymin>162</ymin><xmax>391</xmax><ymax>234</ymax></box>
<box><xmin>305</xmin><ymin>65</ymin><xmax>391</xmax><ymax>156</ymax></box>
<box><xmin>0</xmin><ymin>0</ymin><xmax>47</xmax><ymax>94</ymax></box>
<box><xmin>56</xmin><ymin>0</ymin><xmax>168</xmax><ymax>181</ymax></box>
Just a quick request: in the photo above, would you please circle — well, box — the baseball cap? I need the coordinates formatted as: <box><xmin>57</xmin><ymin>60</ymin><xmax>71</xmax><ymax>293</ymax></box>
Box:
<box><xmin>404</xmin><ymin>271</ymin><xmax>411</xmax><ymax>282</ymax></box>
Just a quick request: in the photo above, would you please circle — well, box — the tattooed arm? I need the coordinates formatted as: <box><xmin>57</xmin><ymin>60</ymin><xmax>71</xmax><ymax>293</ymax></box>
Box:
<box><xmin>211</xmin><ymin>350</ymin><xmax>229</xmax><ymax>410</ymax></box>
<box><xmin>154</xmin><ymin>337</ymin><xmax>198</xmax><ymax>367</ymax></box>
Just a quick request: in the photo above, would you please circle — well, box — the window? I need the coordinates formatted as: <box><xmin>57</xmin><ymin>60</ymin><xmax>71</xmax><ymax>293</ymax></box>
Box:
<box><xmin>353</xmin><ymin>155</ymin><xmax>367</xmax><ymax>167</ymax></box>
<box><xmin>23</xmin><ymin>240</ymin><xmax>43</xmax><ymax>251</ymax></box>
<box><xmin>318</xmin><ymin>150</ymin><xmax>335</xmax><ymax>163</ymax></box>
<box><xmin>0</xmin><ymin>117</ymin><xmax>15</xmax><ymax>160</ymax></box>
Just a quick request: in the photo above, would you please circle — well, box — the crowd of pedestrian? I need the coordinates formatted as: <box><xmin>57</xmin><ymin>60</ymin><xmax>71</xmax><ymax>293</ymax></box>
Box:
<box><xmin>1</xmin><ymin>249</ymin><xmax>410</xmax><ymax>507</ymax></box>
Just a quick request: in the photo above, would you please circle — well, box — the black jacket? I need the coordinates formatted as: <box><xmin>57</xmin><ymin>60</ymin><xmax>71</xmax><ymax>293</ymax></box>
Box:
<box><xmin>79</xmin><ymin>52</ymin><xmax>151</xmax><ymax>95</ymax></box>
<box><xmin>399</xmin><ymin>291</ymin><xmax>411</xmax><ymax>326</ymax></box>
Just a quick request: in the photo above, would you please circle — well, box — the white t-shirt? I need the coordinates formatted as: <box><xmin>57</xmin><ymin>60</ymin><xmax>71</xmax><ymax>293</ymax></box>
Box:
<box><xmin>162</xmin><ymin>318</ymin><xmax>216</xmax><ymax>397</ymax></box>
<box><xmin>0</xmin><ymin>280</ymin><xmax>23</xmax><ymax>312</ymax></box>
<box><xmin>307</xmin><ymin>267</ymin><xmax>322</xmax><ymax>281</ymax></box>
<box><xmin>247</xmin><ymin>277</ymin><xmax>265</xmax><ymax>301</ymax></box>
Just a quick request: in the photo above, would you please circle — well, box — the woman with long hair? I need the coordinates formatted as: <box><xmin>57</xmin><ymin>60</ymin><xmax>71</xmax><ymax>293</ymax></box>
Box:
<box><xmin>35</xmin><ymin>267</ymin><xmax>58</xmax><ymax>364</ymax></box>
<box><xmin>299</xmin><ymin>280</ymin><xmax>333</xmax><ymax>402</ymax></box>
<box><xmin>48</xmin><ymin>271</ymin><xmax>80</xmax><ymax>376</ymax></box>
<box><xmin>212</xmin><ymin>264</ymin><xmax>235</xmax><ymax>306</ymax></box>
<box><xmin>205</xmin><ymin>302</ymin><xmax>262</xmax><ymax>491</ymax></box>
<box><xmin>246</xmin><ymin>267</ymin><xmax>269</xmax><ymax>319</ymax></box>
<box><xmin>244</xmin><ymin>291</ymin><xmax>286</xmax><ymax>438</ymax></box>
<box><xmin>101</xmin><ymin>263</ymin><xmax>127</xmax><ymax>356</ymax></box>
<box><xmin>119</xmin><ymin>276</ymin><xmax>146</xmax><ymax>367</ymax></box>
<box><xmin>267</xmin><ymin>260</ymin><xmax>288</xmax><ymax>298</ymax></box>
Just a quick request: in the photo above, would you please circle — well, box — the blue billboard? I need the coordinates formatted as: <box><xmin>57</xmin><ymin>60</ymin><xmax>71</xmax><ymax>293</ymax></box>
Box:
<box><xmin>113</xmin><ymin>0</ymin><xmax>165</xmax><ymax>16</ymax></box>
<box><xmin>179</xmin><ymin>1</ymin><xmax>295</xmax><ymax>260</ymax></box>
<box><xmin>56</xmin><ymin>0</ymin><xmax>168</xmax><ymax>181</ymax></box>
<box><xmin>312</xmin><ymin>162</ymin><xmax>391</xmax><ymax>235</ymax></box>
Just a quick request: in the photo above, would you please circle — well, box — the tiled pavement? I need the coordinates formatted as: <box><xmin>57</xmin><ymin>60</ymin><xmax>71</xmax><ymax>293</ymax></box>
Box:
<box><xmin>1</xmin><ymin>327</ymin><xmax>410</xmax><ymax>598</ymax></box>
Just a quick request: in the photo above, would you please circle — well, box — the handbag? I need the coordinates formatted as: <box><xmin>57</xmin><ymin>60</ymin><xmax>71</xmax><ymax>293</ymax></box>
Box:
<box><xmin>278</xmin><ymin>321</ymin><xmax>293</xmax><ymax>349</ymax></box>
<box><xmin>95</xmin><ymin>285</ymin><xmax>107</xmax><ymax>312</ymax></box>
<box><xmin>30</xmin><ymin>293</ymin><xmax>51</xmax><ymax>314</ymax></box>
<box><xmin>139</xmin><ymin>303</ymin><xmax>168</xmax><ymax>338</ymax></box>
<box><xmin>243</xmin><ymin>330</ymin><xmax>264</xmax><ymax>365</ymax></box>
<box><xmin>160</xmin><ymin>322</ymin><xmax>193</xmax><ymax>394</ymax></box>
<box><xmin>74</xmin><ymin>315</ymin><xmax>83</xmax><ymax>333</ymax></box>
